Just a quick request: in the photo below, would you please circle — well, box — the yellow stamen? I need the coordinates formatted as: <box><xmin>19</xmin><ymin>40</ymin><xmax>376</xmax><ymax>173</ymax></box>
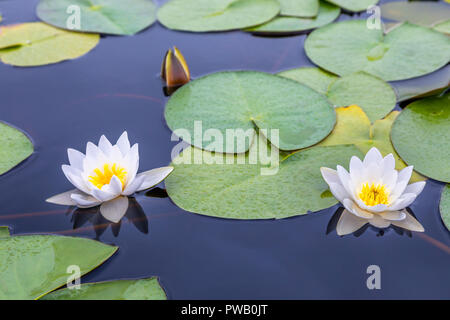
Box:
<box><xmin>88</xmin><ymin>163</ymin><xmax>127</xmax><ymax>190</ymax></box>
<box><xmin>359</xmin><ymin>183</ymin><xmax>389</xmax><ymax>206</ymax></box>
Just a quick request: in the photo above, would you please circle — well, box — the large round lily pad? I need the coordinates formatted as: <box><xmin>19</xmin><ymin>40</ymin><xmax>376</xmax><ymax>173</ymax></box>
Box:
<box><xmin>391</xmin><ymin>93</ymin><xmax>450</xmax><ymax>182</ymax></box>
<box><xmin>42</xmin><ymin>278</ymin><xmax>167</xmax><ymax>300</ymax></box>
<box><xmin>326</xmin><ymin>0</ymin><xmax>379</xmax><ymax>12</ymax></box>
<box><xmin>166</xmin><ymin>136</ymin><xmax>361</xmax><ymax>219</ymax></box>
<box><xmin>165</xmin><ymin>71</ymin><xmax>335</xmax><ymax>153</ymax></box>
<box><xmin>157</xmin><ymin>0</ymin><xmax>280</xmax><ymax>32</ymax></box>
<box><xmin>36</xmin><ymin>0</ymin><xmax>157</xmax><ymax>35</ymax></box>
<box><xmin>304</xmin><ymin>20</ymin><xmax>450</xmax><ymax>81</ymax></box>
<box><xmin>0</xmin><ymin>22</ymin><xmax>99</xmax><ymax>67</ymax></box>
<box><xmin>0</xmin><ymin>121</ymin><xmax>33</xmax><ymax>175</ymax></box>
<box><xmin>278</xmin><ymin>68</ymin><xmax>396</xmax><ymax>122</ymax></box>
<box><xmin>440</xmin><ymin>184</ymin><xmax>450</xmax><ymax>232</ymax></box>
<box><xmin>278</xmin><ymin>0</ymin><xmax>319</xmax><ymax>18</ymax></box>
<box><xmin>246</xmin><ymin>1</ymin><xmax>340</xmax><ymax>34</ymax></box>
<box><xmin>0</xmin><ymin>235</ymin><xmax>117</xmax><ymax>299</ymax></box>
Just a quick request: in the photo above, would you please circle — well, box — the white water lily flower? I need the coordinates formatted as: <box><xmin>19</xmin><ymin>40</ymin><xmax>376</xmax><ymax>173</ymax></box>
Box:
<box><xmin>47</xmin><ymin>132</ymin><xmax>173</xmax><ymax>223</ymax></box>
<box><xmin>320</xmin><ymin>147</ymin><xmax>426</xmax><ymax>236</ymax></box>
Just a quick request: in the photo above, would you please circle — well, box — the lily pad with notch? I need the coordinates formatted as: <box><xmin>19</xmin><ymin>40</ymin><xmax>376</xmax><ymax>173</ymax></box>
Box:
<box><xmin>157</xmin><ymin>0</ymin><xmax>280</xmax><ymax>32</ymax></box>
<box><xmin>0</xmin><ymin>22</ymin><xmax>99</xmax><ymax>66</ymax></box>
<box><xmin>305</xmin><ymin>20</ymin><xmax>450</xmax><ymax>81</ymax></box>
<box><xmin>391</xmin><ymin>93</ymin><xmax>450</xmax><ymax>183</ymax></box>
<box><xmin>37</xmin><ymin>0</ymin><xmax>157</xmax><ymax>35</ymax></box>
<box><xmin>165</xmin><ymin>71</ymin><xmax>336</xmax><ymax>153</ymax></box>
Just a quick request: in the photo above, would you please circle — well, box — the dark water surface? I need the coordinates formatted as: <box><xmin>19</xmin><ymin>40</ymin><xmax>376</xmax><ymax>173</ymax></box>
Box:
<box><xmin>1</xmin><ymin>0</ymin><xmax>449</xmax><ymax>299</ymax></box>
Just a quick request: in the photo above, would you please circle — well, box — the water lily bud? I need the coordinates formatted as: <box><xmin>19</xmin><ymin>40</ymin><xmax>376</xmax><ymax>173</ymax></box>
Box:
<box><xmin>161</xmin><ymin>46</ymin><xmax>190</xmax><ymax>87</ymax></box>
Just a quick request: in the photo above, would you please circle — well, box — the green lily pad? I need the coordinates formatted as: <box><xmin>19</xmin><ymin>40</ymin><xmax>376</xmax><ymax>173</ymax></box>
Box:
<box><xmin>440</xmin><ymin>184</ymin><xmax>450</xmax><ymax>232</ymax></box>
<box><xmin>42</xmin><ymin>278</ymin><xmax>167</xmax><ymax>300</ymax></box>
<box><xmin>433</xmin><ymin>19</ymin><xmax>450</xmax><ymax>35</ymax></box>
<box><xmin>325</xmin><ymin>0</ymin><xmax>378</xmax><ymax>12</ymax></box>
<box><xmin>0</xmin><ymin>235</ymin><xmax>117</xmax><ymax>299</ymax></box>
<box><xmin>36</xmin><ymin>0</ymin><xmax>157</xmax><ymax>35</ymax></box>
<box><xmin>246</xmin><ymin>1</ymin><xmax>340</xmax><ymax>34</ymax></box>
<box><xmin>391</xmin><ymin>65</ymin><xmax>450</xmax><ymax>102</ymax></box>
<box><xmin>304</xmin><ymin>20</ymin><xmax>450</xmax><ymax>81</ymax></box>
<box><xmin>165</xmin><ymin>135</ymin><xmax>361</xmax><ymax>219</ymax></box>
<box><xmin>165</xmin><ymin>71</ymin><xmax>335</xmax><ymax>153</ymax></box>
<box><xmin>157</xmin><ymin>0</ymin><xmax>280</xmax><ymax>32</ymax></box>
<box><xmin>380</xmin><ymin>1</ymin><xmax>450</xmax><ymax>27</ymax></box>
<box><xmin>0</xmin><ymin>121</ymin><xmax>33</xmax><ymax>176</ymax></box>
<box><xmin>0</xmin><ymin>22</ymin><xmax>99</xmax><ymax>67</ymax></box>
<box><xmin>278</xmin><ymin>68</ymin><xmax>396</xmax><ymax>122</ymax></box>
<box><xmin>0</xmin><ymin>226</ymin><xmax>10</xmax><ymax>238</ymax></box>
<box><xmin>278</xmin><ymin>0</ymin><xmax>319</xmax><ymax>18</ymax></box>
<box><xmin>391</xmin><ymin>93</ymin><xmax>450</xmax><ymax>183</ymax></box>
<box><xmin>278</xmin><ymin>67</ymin><xmax>337</xmax><ymax>95</ymax></box>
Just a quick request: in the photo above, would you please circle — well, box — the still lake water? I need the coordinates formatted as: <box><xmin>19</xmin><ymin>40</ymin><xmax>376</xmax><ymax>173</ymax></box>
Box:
<box><xmin>0</xmin><ymin>0</ymin><xmax>449</xmax><ymax>299</ymax></box>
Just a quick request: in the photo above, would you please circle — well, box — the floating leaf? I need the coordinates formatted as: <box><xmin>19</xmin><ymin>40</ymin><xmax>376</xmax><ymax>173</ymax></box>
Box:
<box><xmin>305</xmin><ymin>20</ymin><xmax>450</xmax><ymax>81</ymax></box>
<box><xmin>391</xmin><ymin>93</ymin><xmax>450</xmax><ymax>183</ymax></box>
<box><xmin>42</xmin><ymin>278</ymin><xmax>167</xmax><ymax>300</ymax></box>
<box><xmin>0</xmin><ymin>121</ymin><xmax>33</xmax><ymax>175</ymax></box>
<box><xmin>278</xmin><ymin>0</ymin><xmax>319</xmax><ymax>18</ymax></box>
<box><xmin>165</xmin><ymin>135</ymin><xmax>361</xmax><ymax>219</ymax></box>
<box><xmin>0</xmin><ymin>22</ymin><xmax>99</xmax><ymax>67</ymax></box>
<box><xmin>325</xmin><ymin>0</ymin><xmax>378</xmax><ymax>12</ymax></box>
<box><xmin>36</xmin><ymin>0</ymin><xmax>157</xmax><ymax>35</ymax></box>
<box><xmin>157</xmin><ymin>0</ymin><xmax>280</xmax><ymax>32</ymax></box>
<box><xmin>433</xmin><ymin>19</ymin><xmax>450</xmax><ymax>35</ymax></box>
<box><xmin>278</xmin><ymin>68</ymin><xmax>396</xmax><ymax>122</ymax></box>
<box><xmin>391</xmin><ymin>65</ymin><xmax>450</xmax><ymax>102</ymax></box>
<box><xmin>0</xmin><ymin>235</ymin><xmax>117</xmax><ymax>299</ymax></box>
<box><xmin>246</xmin><ymin>1</ymin><xmax>340</xmax><ymax>34</ymax></box>
<box><xmin>0</xmin><ymin>226</ymin><xmax>10</xmax><ymax>238</ymax></box>
<box><xmin>440</xmin><ymin>184</ymin><xmax>450</xmax><ymax>232</ymax></box>
<box><xmin>318</xmin><ymin>105</ymin><xmax>425</xmax><ymax>183</ymax></box>
<box><xmin>165</xmin><ymin>71</ymin><xmax>335</xmax><ymax>153</ymax></box>
<box><xmin>380</xmin><ymin>1</ymin><xmax>450</xmax><ymax>27</ymax></box>
<box><xmin>278</xmin><ymin>66</ymin><xmax>337</xmax><ymax>95</ymax></box>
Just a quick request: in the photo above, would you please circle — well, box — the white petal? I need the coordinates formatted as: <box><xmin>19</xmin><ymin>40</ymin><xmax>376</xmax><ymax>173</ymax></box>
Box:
<box><xmin>391</xmin><ymin>210</ymin><xmax>424</xmax><ymax>232</ymax></box>
<box><xmin>105</xmin><ymin>175</ymin><xmax>123</xmax><ymax>195</ymax></box>
<box><xmin>328</xmin><ymin>182</ymin><xmax>348</xmax><ymax>203</ymax></box>
<box><xmin>136</xmin><ymin>166</ymin><xmax>174</xmax><ymax>192</ymax></box>
<box><xmin>343</xmin><ymin>198</ymin><xmax>374</xmax><ymax>219</ymax></box>
<box><xmin>116</xmin><ymin>131</ymin><xmax>131</xmax><ymax>156</ymax></box>
<box><xmin>368</xmin><ymin>215</ymin><xmax>391</xmax><ymax>228</ymax></box>
<box><xmin>320</xmin><ymin>167</ymin><xmax>340</xmax><ymax>185</ymax></box>
<box><xmin>336</xmin><ymin>165</ymin><xmax>355</xmax><ymax>199</ymax></box>
<box><xmin>85</xmin><ymin>141</ymin><xmax>102</xmax><ymax>160</ymax></box>
<box><xmin>363</xmin><ymin>147</ymin><xmax>383</xmax><ymax>167</ymax></box>
<box><xmin>349</xmin><ymin>156</ymin><xmax>364</xmax><ymax>186</ymax></box>
<box><xmin>381</xmin><ymin>167</ymin><xmax>398</xmax><ymax>192</ymax></box>
<box><xmin>354</xmin><ymin>198</ymin><xmax>388</xmax><ymax>213</ymax></box>
<box><xmin>336</xmin><ymin>210</ymin><xmax>368</xmax><ymax>236</ymax></box>
<box><xmin>122</xmin><ymin>174</ymin><xmax>145</xmax><ymax>196</ymax></box>
<box><xmin>381</xmin><ymin>153</ymin><xmax>395</xmax><ymax>173</ymax></box>
<box><xmin>123</xmin><ymin>144</ymin><xmax>139</xmax><ymax>188</ymax></box>
<box><xmin>390</xmin><ymin>166</ymin><xmax>413</xmax><ymax>201</ymax></box>
<box><xmin>363</xmin><ymin>162</ymin><xmax>383</xmax><ymax>185</ymax></box>
<box><xmin>388</xmin><ymin>193</ymin><xmax>417</xmax><ymax>211</ymax></box>
<box><xmin>98</xmin><ymin>135</ymin><xmax>113</xmax><ymax>156</ymax></box>
<box><xmin>100</xmin><ymin>196</ymin><xmax>129</xmax><ymax>223</ymax></box>
<box><xmin>404</xmin><ymin>181</ymin><xmax>426</xmax><ymax>197</ymax></box>
<box><xmin>91</xmin><ymin>187</ymin><xmax>117</xmax><ymax>202</ymax></box>
<box><xmin>67</xmin><ymin>148</ymin><xmax>85</xmax><ymax>171</ymax></box>
<box><xmin>62</xmin><ymin>165</ymin><xmax>90</xmax><ymax>194</ymax></box>
<box><xmin>70</xmin><ymin>193</ymin><xmax>102</xmax><ymax>208</ymax></box>
<box><xmin>46</xmin><ymin>189</ymin><xmax>78</xmax><ymax>206</ymax></box>
<box><xmin>379</xmin><ymin>210</ymin><xmax>406</xmax><ymax>221</ymax></box>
